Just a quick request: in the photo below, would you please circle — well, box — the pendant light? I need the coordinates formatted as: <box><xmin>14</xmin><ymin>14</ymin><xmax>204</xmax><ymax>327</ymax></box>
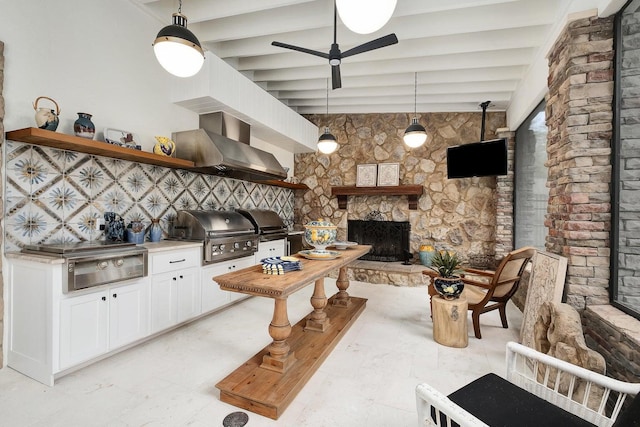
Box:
<box><xmin>153</xmin><ymin>0</ymin><xmax>204</xmax><ymax>78</ymax></box>
<box><xmin>336</xmin><ymin>0</ymin><xmax>397</xmax><ymax>34</ymax></box>
<box><xmin>318</xmin><ymin>79</ymin><xmax>338</xmax><ymax>154</ymax></box>
<box><xmin>403</xmin><ymin>72</ymin><xmax>427</xmax><ymax>148</ymax></box>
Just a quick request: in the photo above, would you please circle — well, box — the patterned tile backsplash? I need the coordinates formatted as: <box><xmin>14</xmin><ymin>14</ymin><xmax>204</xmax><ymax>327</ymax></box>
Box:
<box><xmin>3</xmin><ymin>141</ymin><xmax>294</xmax><ymax>252</ymax></box>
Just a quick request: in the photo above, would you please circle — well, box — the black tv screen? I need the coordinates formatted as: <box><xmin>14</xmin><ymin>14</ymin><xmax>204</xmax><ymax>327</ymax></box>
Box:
<box><xmin>447</xmin><ymin>138</ymin><xmax>507</xmax><ymax>178</ymax></box>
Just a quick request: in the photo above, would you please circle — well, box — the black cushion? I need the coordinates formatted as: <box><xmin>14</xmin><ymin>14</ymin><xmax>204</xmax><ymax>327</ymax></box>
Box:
<box><xmin>436</xmin><ymin>373</ymin><xmax>596</xmax><ymax>427</ymax></box>
<box><xmin>612</xmin><ymin>392</ymin><xmax>640</xmax><ymax>427</ymax></box>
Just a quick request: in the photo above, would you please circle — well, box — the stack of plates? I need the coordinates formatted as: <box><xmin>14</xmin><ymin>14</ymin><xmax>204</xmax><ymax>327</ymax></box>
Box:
<box><xmin>261</xmin><ymin>256</ymin><xmax>303</xmax><ymax>275</ymax></box>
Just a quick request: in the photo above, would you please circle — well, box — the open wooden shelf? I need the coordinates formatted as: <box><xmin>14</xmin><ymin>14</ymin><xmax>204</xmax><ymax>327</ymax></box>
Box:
<box><xmin>331</xmin><ymin>185</ymin><xmax>424</xmax><ymax>210</ymax></box>
<box><xmin>5</xmin><ymin>128</ymin><xmax>307</xmax><ymax>189</ymax></box>
<box><xmin>6</xmin><ymin>127</ymin><xmax>194</xmax><ymax>169</ymax></box>
<box><xmin>256</xmin><ymin>179</ymin><xmax>309</xmax><ymax>190</ymax></box>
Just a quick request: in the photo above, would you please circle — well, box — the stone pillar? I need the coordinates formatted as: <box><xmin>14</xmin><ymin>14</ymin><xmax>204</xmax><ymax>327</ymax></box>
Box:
<box><xmin>495</xmin><ymin>129</ymin><xmax>515</xmax><ymax>261</ymax></box>
<box><xmin>545</xmin><ymin>16</ymin><xmax>614</xmax><ymax>310</ymax></box>
<box><xmin>0</xmin><ymin>40</ymin><xmax>4</xmax><ymax>368</ymax></box>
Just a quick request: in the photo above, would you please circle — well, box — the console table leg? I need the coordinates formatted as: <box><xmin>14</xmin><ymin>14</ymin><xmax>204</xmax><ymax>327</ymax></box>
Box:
<box><xmin>306</xmin><ymin>278</ymin><xmax>331</xmax><ymax>332</ymax></box>
<box><xmin>333</xmin><ymin>266</ymin><xmax>351</xmax><ymax>307</ymax></box>
<box><xmin>261</xmin><ymin>297</ymin><xmax>296</xmax><ymax>373</ymax></box>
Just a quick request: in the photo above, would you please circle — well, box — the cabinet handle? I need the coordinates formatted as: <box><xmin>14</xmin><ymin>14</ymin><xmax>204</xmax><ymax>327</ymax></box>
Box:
<box><xmin>101</xmin><ymin>296</ymin><xmax>106</xmax><ymax>301</ymax></box>
<box><xmin>113</xmin><ymin>293</ymin><xmax>117</xmax><ymax>298</ymax></box>
<box><xmin>179</xmin><ymin>275</ymin><xmax>183</xmax><ymax>279</ymax></box>
<box><xmin>173</xmin><ymin>277</ymin><xmax>177</xmax><ymax>281</ymax></box>
<box><xmin>169</xmin><ymin>259</ymin><xmax>186</xmax><ymax>264</ymax></box>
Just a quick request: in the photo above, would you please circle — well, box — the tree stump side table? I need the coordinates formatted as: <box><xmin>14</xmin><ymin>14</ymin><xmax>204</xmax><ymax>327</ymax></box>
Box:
<box><xmin>432</xmin><ymin>295</ymin><xmax>468</xmax><ymax>348</ymax></box>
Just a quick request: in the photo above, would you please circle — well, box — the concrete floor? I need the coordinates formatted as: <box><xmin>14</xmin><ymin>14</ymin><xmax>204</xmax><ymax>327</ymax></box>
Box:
<box><xmin>0</xmin><ymin>279</ymin><xmax>522</xmax><ymax>426</ymax></box>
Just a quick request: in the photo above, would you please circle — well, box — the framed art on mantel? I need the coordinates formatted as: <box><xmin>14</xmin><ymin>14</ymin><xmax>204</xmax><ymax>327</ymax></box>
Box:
<box><xmin>356</xmin><ymin>164</ymin><xmax>377</xmax><ymax>187</ymax></box>
<box><xmin>377</xmin><ymin>163</ymin><xmax>399</xmax><ymax>186</ymax></box>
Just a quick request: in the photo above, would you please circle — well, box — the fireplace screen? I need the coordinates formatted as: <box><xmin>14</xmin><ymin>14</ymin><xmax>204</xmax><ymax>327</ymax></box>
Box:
<box><xmin>348</xmin><ymin>220</ymin><xmax>410</xmax><ymax>262</ymax></box>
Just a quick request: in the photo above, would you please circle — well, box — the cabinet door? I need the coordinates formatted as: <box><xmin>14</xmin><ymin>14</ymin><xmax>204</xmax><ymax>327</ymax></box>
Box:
<box><xmin>60</xmin><ymin>291</ymin><xmax>108</xmax><ymax>369</ymax></box>
<box><xmin>255</xmin><ymin>239</ymin><xmax>286</xmax><ymax>264</ymax></box>
<box><xmin>227</xmin><ymin>257</ymin><xmax>256</xmax><ymax>302</ymax></box>
<box><xmin>109</xmin><ymin>278</ymin><xmax>149</xmax><ymax>349</ymax></box>
<box><xmin>176</xmin><ymin>268</ymin><xmax>200</xmax><ymax>323</ymax></box>
<box><xmin>201</xmin><ymin>263</ymin><xmax>231</xmax><ymax>313</ymax></box>
<box><xmin>150</xmin><ymin>272</ymin><xmax>177</xmax><ymax>334</ymax></box>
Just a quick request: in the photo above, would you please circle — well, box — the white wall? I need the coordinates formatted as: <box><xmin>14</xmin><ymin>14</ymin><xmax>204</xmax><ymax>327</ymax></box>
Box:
<box><xmin>0</xmin><ymin>0</ymin><xmax>198</xmax><ymax>149</ymax></box>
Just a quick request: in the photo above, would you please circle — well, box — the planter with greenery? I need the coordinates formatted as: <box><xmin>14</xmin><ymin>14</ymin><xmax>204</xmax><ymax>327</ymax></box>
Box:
<box><xmin>428</xmin><ymin>250</ymin><xmax>464</xmax><ymax>300</ymax></box>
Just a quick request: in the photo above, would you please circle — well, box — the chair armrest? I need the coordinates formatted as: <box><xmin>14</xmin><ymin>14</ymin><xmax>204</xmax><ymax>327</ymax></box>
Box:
<box><xmin>416</xmin><ymin>383</ymin><xmax>489</xmax><ymax>427</ymax></box>
<box><xmin>462</xmin><ymin>267</ymin><xmax>495</xmax><ymax>277</ymax></box>
<box><xmin>460</xmin><ymin>277</ymin><xmax>492</xmax><ymax>289</ymax></box>
<box><xmin>505</xmin><ymin>341</ymin><xmax>640</xmax><ymax>426</ymax></box>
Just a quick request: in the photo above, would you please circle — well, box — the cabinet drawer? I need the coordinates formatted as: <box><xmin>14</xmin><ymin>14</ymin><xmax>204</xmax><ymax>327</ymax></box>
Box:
<box><xmin>150</xmin><ymin>248</ymin><xmax>200</xmax><ymax>275</ymax></box>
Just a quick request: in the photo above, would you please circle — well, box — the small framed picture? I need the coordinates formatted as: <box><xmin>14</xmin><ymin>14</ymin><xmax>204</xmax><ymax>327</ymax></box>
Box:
<box><xmin>377</xmin><ymin>163</ymin><xmax>400</xmax><ymax>186</ymax></box>
<box><xmin>356</xmin><ymin>164</ymin><xmax>377</xmax><ymax>187</ymax></box>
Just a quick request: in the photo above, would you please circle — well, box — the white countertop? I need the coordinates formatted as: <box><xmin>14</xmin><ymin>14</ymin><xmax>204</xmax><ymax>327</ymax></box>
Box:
<box><xmin>5</xmin><ymin>240</ymin><xmax>203</xmax><ymax>263</ymax></box>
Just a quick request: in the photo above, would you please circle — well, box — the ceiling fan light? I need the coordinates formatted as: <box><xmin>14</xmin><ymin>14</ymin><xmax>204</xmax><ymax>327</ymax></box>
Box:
<box><xmin>318</xmin><ymin>128</ymin><xmax>338</xmax><ymax>154</ymax></box>
<box><xmin>153</xmin><ymin>13</ymin><xmax>204</xmax><ymax>78</ymax></box>
<box><xmin>336</xmin><ymin>0</ymin><xmax>397</xmax><ymax>34</ymax></box>
<box><xmin>403</xmin><ymin>118</ymin><xmax>427</xmax><ymax>148</ymax></box>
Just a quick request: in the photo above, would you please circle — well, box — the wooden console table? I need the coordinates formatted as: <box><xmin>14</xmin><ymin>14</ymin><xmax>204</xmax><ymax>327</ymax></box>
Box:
<box><xmin>212</xmin><ymin>245</ymin><xmax>371</xmax><ymax>419</ymax></box>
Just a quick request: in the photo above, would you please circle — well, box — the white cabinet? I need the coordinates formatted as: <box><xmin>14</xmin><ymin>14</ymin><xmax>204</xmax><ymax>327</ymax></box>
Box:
<box><xmin>6</xmin><ymin>253</ymin><xmax>151</xmax><ymax>386</ymax></box>
<box><xmin>59</xmin><ymin>278</ymin><xmax>149</xmax><ymax>370</ymax></box>
<box><xmin>254</xmin><ymin>239</ymin><xmax>286</xmax><ymax>264</ymax></box>
<box><xmin>149</xmin><ymin>247</ymin><xmax>201</xmax><ymax>334</ymax></box>
<box><xmin>201</xmin><ymin>256</ymin><xmax>255</xmax><ymax>311</ymax></box>
<box><xmin>59</xmin><ymin>290</ymin><xmax>108</xmax><ymax>369</ymax></box>
<box><xmin>108</xmin><ymin>280</ymin><xmax>150</xmax><ymax>349</ymax></box>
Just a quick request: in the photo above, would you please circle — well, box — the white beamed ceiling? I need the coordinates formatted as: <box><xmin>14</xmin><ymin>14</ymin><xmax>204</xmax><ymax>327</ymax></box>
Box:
<box><xmin>133</xmin><ymin>0</ymin><xmax>623</xmax><ymax>127</ymax></box>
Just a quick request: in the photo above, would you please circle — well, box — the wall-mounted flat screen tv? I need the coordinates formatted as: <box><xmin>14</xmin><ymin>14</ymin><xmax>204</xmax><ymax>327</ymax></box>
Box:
<box><xmin>447</xmin><ymin>138</ymin><xmax>508</xmax><ymax>178</ymax></box>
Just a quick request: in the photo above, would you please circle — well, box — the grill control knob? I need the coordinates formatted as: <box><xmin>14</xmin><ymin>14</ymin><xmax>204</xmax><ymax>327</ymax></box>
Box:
<box><xmin>211</xmin><ymin>245</ymin><xmax>218</xmax><ymax>252</ymax></box>
<box><xmin>97</xmin><ymin>261</ymin><xmax>109</xmax><ymax>270</ymax></box>
<box><xmin>219</xmin><ymin>244</ymin><xmax>226</xmax><ymax>251</ymax></box>
<box><xmin>114</xmin><ymin>258</ymin><xmax>124</xmax><ymax>267</ymax></box>
<box><xmin>246</xmin><ymin>240</ymin><xmax>253</xmax><ymax>247</ymax></box>
<box><xmin>234</xmin><ymin>242</ymin><xmax>240</xmax><ymax>249</ymax></box>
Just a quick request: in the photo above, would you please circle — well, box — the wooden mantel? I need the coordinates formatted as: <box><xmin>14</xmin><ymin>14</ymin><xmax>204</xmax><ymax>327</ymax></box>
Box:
<box><xmin>331</xmin><ymin>185</ymin><xmax>424</xmax><ymax>210</ymax></box>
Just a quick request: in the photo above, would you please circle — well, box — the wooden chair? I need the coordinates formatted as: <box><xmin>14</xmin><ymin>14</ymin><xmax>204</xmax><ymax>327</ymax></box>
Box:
<box><xmin>462</xmin><ymin>246</ymin><xmax>536</xmax><ymax>338</ymax></box>
<box><xmin>423</xmin><ymin>246</ymin><xmax>536</xmax><ymax>339</ymax></box>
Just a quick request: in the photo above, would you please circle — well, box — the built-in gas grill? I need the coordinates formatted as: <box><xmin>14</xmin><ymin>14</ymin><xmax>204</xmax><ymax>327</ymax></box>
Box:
<box><xmin>236</xmin><ymin>209</ymin><xmax>287</xmax><ymax>242</ymax></box>
<box><xmin>169</xmin><ymin>210</ymin><xmax>258</xmax><ymax>264</ymax></box>
<box><xmin>22</xmin><ymin>241</ymin><xmax>148</xmax><ymax>293</ymax></box>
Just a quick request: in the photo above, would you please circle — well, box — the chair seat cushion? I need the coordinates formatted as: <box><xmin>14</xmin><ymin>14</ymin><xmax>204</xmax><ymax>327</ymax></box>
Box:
<box><xmin>446</xmin><ymin>373</ymin><xmax>596</xmax><ymax>427</ymax></box>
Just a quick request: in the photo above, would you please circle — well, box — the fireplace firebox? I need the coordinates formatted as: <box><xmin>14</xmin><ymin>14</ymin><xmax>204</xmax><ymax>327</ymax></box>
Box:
<box><xmin>348</xmin><ymin>220</ymin><xmax>410</xmax><ymax>262</ymax></box>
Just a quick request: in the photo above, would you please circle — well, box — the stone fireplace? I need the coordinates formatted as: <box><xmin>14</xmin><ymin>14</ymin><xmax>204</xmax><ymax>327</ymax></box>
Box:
<box><xmin>348</xmin><ymin>219</ymin><xmax>410</xmax><ymax>262</ymax></box>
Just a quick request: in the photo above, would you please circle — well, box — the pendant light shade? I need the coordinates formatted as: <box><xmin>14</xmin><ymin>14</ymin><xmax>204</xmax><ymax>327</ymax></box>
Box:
<box><xmin>404</xmin><ymin>72</ymin><xmax>427</xmax><ymax>148</ymax></box>
<box><xmin>318</xmin><ymin>79</ymin><xmax>338</xmax><ymax>154</ymax></box>
<box><xmin>318</xmin><ymin>127</ymin><xmax>338</xmax><ymax>154</ymax></box>
<box><xmin>336</xmin><ymin>0</ymin><xmax>397</xmax><ymax>34</ymax></box>
<box><xmin>153</xmin><ymin>2</ymin><xmax>204</xmax><ymax>78</ymax></box>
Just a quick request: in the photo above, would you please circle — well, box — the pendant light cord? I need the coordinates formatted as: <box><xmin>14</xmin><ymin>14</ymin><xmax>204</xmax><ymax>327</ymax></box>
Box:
<box><xmin>326</xmin><ymin>77</ymin><xmax>330</xmax><ymax>115</ymax></box>
<box><xmin>178</xmin><ymin>0</ymin><xmax>182</xmax><ymax>14</ymax></box>
<box><xmin>413</xmin><ymin>71</ymin><xmax>417</xmax><ymax>117</ymax></box>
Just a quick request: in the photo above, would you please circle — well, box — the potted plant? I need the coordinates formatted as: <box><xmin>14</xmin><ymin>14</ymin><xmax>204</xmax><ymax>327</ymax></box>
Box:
<box><xmin>428</xmin><ymin>250</ymin><xmax>464</xmax><ymax>300</ymax></box>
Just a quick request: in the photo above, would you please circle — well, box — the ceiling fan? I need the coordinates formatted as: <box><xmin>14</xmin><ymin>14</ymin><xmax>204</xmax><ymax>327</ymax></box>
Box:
<box><xmin>271</xmin><ymin>1</ymin><xmax>398</xmax><ymax>90</ymax></box>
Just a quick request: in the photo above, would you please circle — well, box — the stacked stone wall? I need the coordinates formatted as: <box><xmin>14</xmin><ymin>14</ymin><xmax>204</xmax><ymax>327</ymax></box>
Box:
<box><xmin>294</xmin><ymin>112</ymin><xmax>507</xmax><ymax>269</ymax></box>
<box><xmin>545</xmin><ymin>16</ymin><xmax>614</xmax><ymax>310</ymax></box>
<box><xmin>617</xmin><ymin>9</ymin><xmax>640</xmax><ymax>308</ymax></box>
<box><xmin>495</xmin><ymin>130</ymin><xmax>516</xmax><ymax>260</ymax></box>
<box><xmin>0</xmin><ymin>40</ymin><xmax>4</xmax><ymax>367</ymax></box>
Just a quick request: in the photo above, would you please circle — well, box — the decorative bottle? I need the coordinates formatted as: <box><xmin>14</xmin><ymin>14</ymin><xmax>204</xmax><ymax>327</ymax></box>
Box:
<box><xmin>74</xmin><ymin>112</ymin><xmax>95</xmax><ymax>139</ymax></box>
<box><xmin>149</xmin><ymin>218</ymin><xmax>162</xmax><ymax>242</ymax></box>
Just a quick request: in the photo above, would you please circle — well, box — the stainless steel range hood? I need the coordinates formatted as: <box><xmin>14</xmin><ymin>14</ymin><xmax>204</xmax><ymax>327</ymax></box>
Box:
<box><xmin>172</xmin><ymin>112</ymin><xmax>287</xmax><ymax>181</ymax></box>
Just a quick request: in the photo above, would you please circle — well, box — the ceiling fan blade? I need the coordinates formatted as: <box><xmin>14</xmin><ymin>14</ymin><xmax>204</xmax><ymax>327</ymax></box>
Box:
<box><xmin>332</xmin><ymin>65</ymin><xmax>342</xmax><ymax>89</ymax></box>
<box><xmin>341</xmin><ymin>33</ymin><xmax>399</xmax><ymax>59</ymax></box>
<box><xmin>271</xmin><ymin>41</ymin><xmax>329</xmax><ymax>59</ymax></box>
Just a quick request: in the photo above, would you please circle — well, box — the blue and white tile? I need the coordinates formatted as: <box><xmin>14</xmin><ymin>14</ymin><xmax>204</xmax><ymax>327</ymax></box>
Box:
<box><xmin>158</xmin><ymin>173</ymin><xmax>184</xmax><ymax>201</ymax></box>
<box><xmin>120</xmin><ymin>166</ymin><xmax>152</xmax><ymax>202</ymax></box>
<box><xmin>32</xmin><ymin>145</ymin><xmax>66</xmax><ymax>173</ymax></box>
